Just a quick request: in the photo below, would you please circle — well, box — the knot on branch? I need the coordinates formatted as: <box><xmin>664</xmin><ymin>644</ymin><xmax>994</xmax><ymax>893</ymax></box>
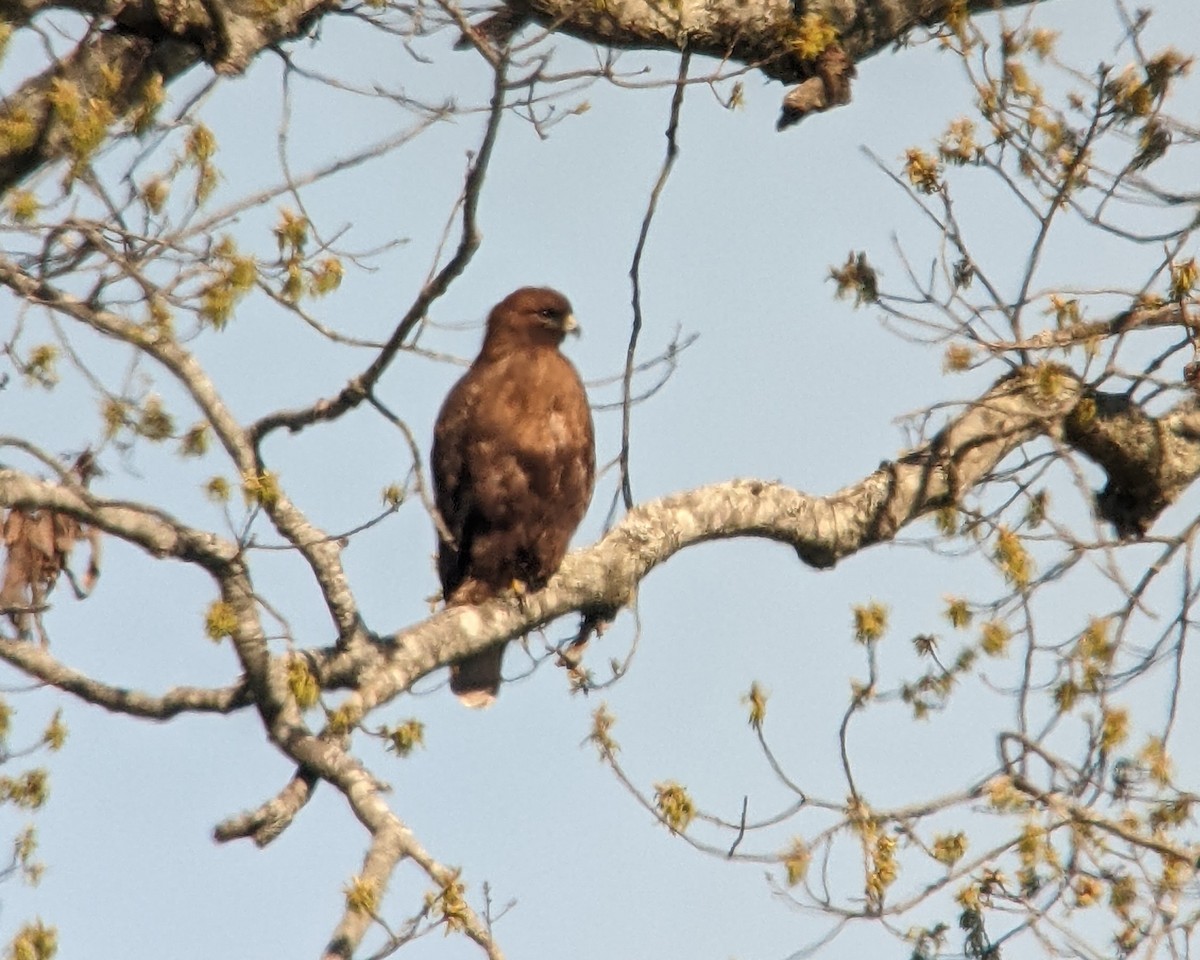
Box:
<box><xmin>113</xmin><ymin>0</ymin><xmax>231</xmax><ymax>64</ymax></box>
<box><xmin>116</xmin><ymin>0</ymin><xmax>329</xmax><ymax>74</ymax></box>
<box><xmin>794</xmin><ymin>541</ymin><xmax>838</xmax><ymax>568</ymax></box>
<box><xmin>1064</xmin><ymin>391</ymin><xmax>1200</xmax><ymax>539</ymax></box>
<box><xmin>339</xmin><ymin>378</ymin><xmax>369</xmax><ymax>408</ymax></box>
<box><xmin>777</xmin><ymin>43</ymin><xmax>856</xmax><ymax>130</ymax></box>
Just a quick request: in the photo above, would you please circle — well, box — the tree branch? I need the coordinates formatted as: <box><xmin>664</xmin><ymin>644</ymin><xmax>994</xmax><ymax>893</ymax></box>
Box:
<box><xmin>0</xmin><ymin>637</ymin><xmax>253</xmax><ymax>717</ymax></box>
<box><xmin>0</xmin><ymin>467</ymin><xmax>238</xmax><ymax>570</ymax></box>
<box><xmin>0</xmin><ymin>0</ymin><xmax>1047</xmax><ymax>196</ymax></box>
<box><xmin>1064</xmin><ymin>384</ymin><xmax>1200</xmax><ymax>538</ymax></box>
<box><xmin>247</xmin><ymin>55</ymin><xmax>510</xmax><ymax>443</ymax></box>
<box><xmin>0</xmin><ymin>0</ymin><xmax>336</xmax><ymax>192</ymax></box>
<box><xmin>338</xmin><ymin>367</ymin><xmax>1086</xmax><ymax>714</ymax></box>
<box><xmin>213</xmin><ymin>766</ymin><xmax>319</xmax><ymax>846</ymax></box>
<box><xmin>0</xmin><ymin>254</ymin><xmax>366</xmax><ymax>642</ymax></box>
<box><xmin>465</xmin><ymin>0</ymin><xmax>1043</xmax><ymax>126</ymax></box>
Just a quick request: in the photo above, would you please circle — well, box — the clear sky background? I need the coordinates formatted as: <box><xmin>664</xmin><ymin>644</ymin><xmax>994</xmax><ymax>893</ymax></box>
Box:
<box><xmin>2</xmin><ymin>0</ymin><xmax>1199</xmax><ymax>957</ymax></box>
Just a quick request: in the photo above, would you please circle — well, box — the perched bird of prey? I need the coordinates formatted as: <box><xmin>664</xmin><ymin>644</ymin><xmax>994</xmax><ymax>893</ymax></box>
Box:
<box><xmin>432</xmin><ymin>287</ymin><xmax>595</xmax><ymax>707</ymax></box>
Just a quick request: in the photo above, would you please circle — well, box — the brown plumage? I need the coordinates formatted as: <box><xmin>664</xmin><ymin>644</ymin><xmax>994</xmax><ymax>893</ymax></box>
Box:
<box><xmin>432</xmin><ymin>288</ymin><xmax>596</xmax><ymax>707</ymax></box>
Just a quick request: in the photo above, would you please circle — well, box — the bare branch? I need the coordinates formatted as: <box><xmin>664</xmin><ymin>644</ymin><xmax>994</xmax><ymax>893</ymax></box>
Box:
<box><xmin>247</xmin><ymin>56</ymin><xmax>510</xmax><ymax>442</ymax></box>
<box><xmin>0</xmin><ymin>467</ymin><xmax>238</xmax><ymax>570</ymax></box>
<box><xmin>0</xmin><ymin>637</ymin><xmax>252</xmax><ymax>717</ymax></box>
<box><xmin>213</xmin><ymin>767</ymin><xmax>319</xmax><ymax>846</ymax></box>
<box><xmin>620</xmin><ymin>50</ymin><xmax>689</xmax><ymax>512</ymax></box>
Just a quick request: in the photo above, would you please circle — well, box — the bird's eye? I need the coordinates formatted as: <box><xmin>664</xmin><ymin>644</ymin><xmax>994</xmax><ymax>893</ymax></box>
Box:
<box><xmin>539</xmin><ymin>308</ymin><xmax>557</xmax><ymax>319</ymax></box>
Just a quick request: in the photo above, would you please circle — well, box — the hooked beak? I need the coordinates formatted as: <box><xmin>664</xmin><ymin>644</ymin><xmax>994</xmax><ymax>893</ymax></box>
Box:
<box><xmin>562</xmin><ymin>312</ymin><xmax>581</xmax><ymax>337</ymax></box>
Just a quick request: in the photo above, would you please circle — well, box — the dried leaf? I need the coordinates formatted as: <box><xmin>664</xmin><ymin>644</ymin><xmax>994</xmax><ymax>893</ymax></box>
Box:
<box><xmin>0</xmin><ymin>455</ymin><xmax>101</xmax><ymax>640</ymax></box>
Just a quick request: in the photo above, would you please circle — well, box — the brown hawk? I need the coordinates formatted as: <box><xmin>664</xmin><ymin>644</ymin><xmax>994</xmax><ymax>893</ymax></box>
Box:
<box><xmin>432</xmin><ymin>287</ymin><xmax>595</xmax><ymax>706</ymax></box>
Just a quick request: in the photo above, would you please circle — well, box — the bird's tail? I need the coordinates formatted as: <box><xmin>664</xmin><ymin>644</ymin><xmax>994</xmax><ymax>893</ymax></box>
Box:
<box><xmin>450</xmin><ymin>643</ymin><xmax>506</xmax><ymax>709</ymax></box>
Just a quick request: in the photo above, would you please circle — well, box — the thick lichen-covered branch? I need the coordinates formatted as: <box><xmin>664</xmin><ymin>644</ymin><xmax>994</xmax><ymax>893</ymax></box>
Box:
<box><xmin>330</xmin><ymin>366</ymin><xmax>1198</xmax><ymax>717</ymax></box>
<box><xmin>335</xmin><ymin>368</ymin><xmax>1084</xmax><ymax>714</ymax></box>
<box><xmin>466</xmin><ymin>0</ymin><xmax>1042</xmax><ymax>126</ymax></box>
<box><xmin>10</xmin><ymin>363</ymin><xmax>1198</xmax><ymax>735</ymax></box>
<box><xmin>513</xmin><ymin>0</ymin><xmax>1035</xmax><ymax>75</ymax></box>
<box><xmin>0</xmin><ymin>0</ymin><xmax>337</xmax><ymax>192</ymax></box>
<box><xmin>0</xmin><ymin>0</ymin><xmax>1047</xmax><ymax>194</ymax></box>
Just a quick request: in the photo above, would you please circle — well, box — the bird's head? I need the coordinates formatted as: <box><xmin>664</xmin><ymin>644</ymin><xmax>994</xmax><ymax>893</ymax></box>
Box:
<box><xmin>484</xmin><ymin>287</ymin><xmax>579</xmax><ymax>352</ymax></box>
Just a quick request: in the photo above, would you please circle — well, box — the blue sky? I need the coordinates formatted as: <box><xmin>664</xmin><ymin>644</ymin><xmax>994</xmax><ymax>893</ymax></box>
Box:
<box><xmin>2</xmin><ymin>0</ymin><xmax>1199</xmax><ymax>957</ymax></box>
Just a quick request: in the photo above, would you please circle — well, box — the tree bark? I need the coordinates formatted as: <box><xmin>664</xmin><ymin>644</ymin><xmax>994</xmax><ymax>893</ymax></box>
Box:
<box><xmin>0</xmin><ymin>0</ymin><xmax>333</xmax><ymax>192</ymax></box>
<box><xmin>0</xmin><ymin>0</ymin><xmax>1041</xmax><ymax>193</ymax></box>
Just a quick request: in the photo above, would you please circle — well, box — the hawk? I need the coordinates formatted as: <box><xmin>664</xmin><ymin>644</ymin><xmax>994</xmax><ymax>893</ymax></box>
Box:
<box><xmin>432</xmin><ymin>287</ymin><xmax>595</xmax><ymax>707</ymax></box>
